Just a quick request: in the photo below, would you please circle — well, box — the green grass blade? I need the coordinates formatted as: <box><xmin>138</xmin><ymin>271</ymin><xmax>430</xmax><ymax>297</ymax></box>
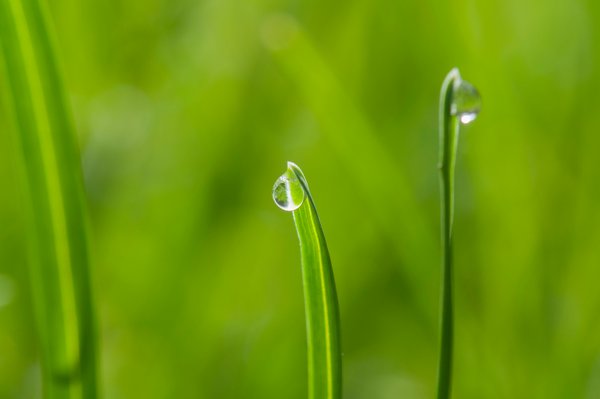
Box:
<box><xmin>265</xmin><ymin>23</ymin><xmax>438</xmax><ymax>319</ymax></box>
<box><xmin>0</xmin><ymin>0</ymin><xmax>98</xmax><ymax>398</ymax></box>
<box><xmin>273</xmin><ymin>162</ymin><xmax>342</xmax><ymax>399</ymax></box>
<box><xmin>436</xmin><ymin>68</ymin><xmax>480</xmax><ymax>399</ymax></box>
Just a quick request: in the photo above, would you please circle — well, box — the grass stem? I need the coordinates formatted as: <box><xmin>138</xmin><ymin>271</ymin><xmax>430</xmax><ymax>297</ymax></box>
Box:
<box><xmin>273</xmin><ymin>162</ymin><xmax>342</xmax><ymax>399</ymax></box>
<box><xmin>436</xmin><ymin>68</ymin><xmax>480</xmax><ymax>399</ymax></box>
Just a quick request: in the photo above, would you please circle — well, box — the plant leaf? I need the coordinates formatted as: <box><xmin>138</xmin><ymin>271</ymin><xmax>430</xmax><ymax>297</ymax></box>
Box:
<box><xmin>0</xmin><ymin>0</ymin><xmax>98</xmax><ymax>398</ymax></box>
<box><xmin>275</xmin><ymin>162</ymin><xmax>342</xmax><ymax>399</ymax></box>
<box><xmin>436</xmin><ymin>68</ymin><xmax>480</xmax><ymax>399</ymax></box>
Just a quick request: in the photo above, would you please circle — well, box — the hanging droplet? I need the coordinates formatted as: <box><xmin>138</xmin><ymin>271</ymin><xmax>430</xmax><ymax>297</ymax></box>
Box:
<box><xmin>273</xmin><ymin>163</ymin><xmax>305</xmax><ymax>211</ymax></box>
<box><xmin>451</xmin><ymin>77</ymin><xmax>481</xmax><ymax>125</ymax></box>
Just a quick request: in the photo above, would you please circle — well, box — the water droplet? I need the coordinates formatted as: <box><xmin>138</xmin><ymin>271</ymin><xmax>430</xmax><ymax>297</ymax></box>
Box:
<box><xmin>273</xmin><ymin>164</ymin><xmax>305</xmax><ymax>211</ymax></box>
<box><xmin>451</xmin><ymin>77</ymin><xmax>481</xmax><ymax>125</ymax></box>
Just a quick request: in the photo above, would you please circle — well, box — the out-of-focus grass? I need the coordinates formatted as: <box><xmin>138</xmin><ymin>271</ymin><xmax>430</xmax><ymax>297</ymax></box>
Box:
<box><xmin>0</xmin><ymin>0</ymin><xmax>599</xmax><ymax>398</ymax></box>
<box><xmin>0</xmin><ymin>0</ymin><xmax>97</xmax><ymax>397</ymax></box>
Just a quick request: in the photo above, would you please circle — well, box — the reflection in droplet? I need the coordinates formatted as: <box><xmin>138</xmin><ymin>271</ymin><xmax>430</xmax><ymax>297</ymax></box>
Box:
<box><xmin>451</xmin><ymin>77</ymin><xmax>481</xmax><ymax>125</ymax></box>
<box><xmin>273</xmin><ymin>162</ymin><xmax>305</xmax><ymax>212</ymax></box>
<box><xmin>459</xmin><ymin>113</ymin><xmax>477</xmax><ymax>124</ymax></box>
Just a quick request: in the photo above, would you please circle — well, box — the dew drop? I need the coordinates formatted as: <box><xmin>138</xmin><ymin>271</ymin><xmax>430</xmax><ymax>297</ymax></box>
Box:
<box><xmin>451</xmin><ymin>77</ymin><xmax>481</xmax><ymax>125</ymax></box>
<box><xmin>273</xmin><ymin>165</ymin><xmax>305</xmax><ymax>212</ymax></box>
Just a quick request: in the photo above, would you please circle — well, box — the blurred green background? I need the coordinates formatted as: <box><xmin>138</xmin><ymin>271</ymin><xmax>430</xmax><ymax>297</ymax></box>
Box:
<box><xmin>1</xmin><ymin>0</ymin><xmax>600</xmax><ymax>397</ymax></box>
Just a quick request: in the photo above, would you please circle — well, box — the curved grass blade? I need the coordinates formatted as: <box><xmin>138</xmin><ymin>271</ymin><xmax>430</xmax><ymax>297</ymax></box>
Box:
<box><xmin>273</xmin><ymin>162</ymin><xmax>342</xmax><ymax>399</ymax></box>
<box><xmin>437</xmin><ymin>68</ymin><xmax>480</xmax><ymax>399</ymax></box>
<box><xmin>0</xmin><ymin>0</ymin><xmax>98</xmax><ymax>397</ymax></box>
<box><xmin>264</xmin><ymin>22</ymin><xmax>438</xmax><ymax>322</ymax></box>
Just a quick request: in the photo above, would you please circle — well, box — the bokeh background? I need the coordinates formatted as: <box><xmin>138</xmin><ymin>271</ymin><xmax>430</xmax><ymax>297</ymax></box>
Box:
<box><xmin>1</xmin><ymin>0</ymin><xmax>600</xmax><ymax>397</ymax></box>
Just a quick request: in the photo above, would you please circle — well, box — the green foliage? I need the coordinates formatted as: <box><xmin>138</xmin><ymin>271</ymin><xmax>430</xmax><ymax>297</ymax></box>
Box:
<box><xmin>436</xmin><ymin>68</ymin><xmax>480</xmax><ymax>399</ymax></box>
<box><xmin>0</xmin><ymin>0</ymin><xmax>97</xmax><ymax>397</ymax></box>
<box><xmin>274</xmin><ymin>162</ymin><xmax>342</xmax><ymax>399</ymax></box>
<box><xmin>0</xmin><ymin>0</ymin><xmax>599</xmax><ymax>398</ymax></box>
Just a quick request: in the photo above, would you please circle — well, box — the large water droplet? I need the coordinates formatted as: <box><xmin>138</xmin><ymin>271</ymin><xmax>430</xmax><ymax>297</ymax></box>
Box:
<box><xmin>451</xmin><ymin>78</ymin><xmax>481</xmax><ymax>125</ymax></box>
<box><xmin>273</xmin><ymin>164</ymin><xmax>305</xmax><ymax>211</ymax></box>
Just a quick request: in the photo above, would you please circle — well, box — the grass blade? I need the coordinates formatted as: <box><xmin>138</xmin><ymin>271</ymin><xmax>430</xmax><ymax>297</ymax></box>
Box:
<box><xmin>0</xmin><ymin>0</ymin><xmax>98</xmax><ymax>397</ymax></box>
<box><xmin>273</xmin><ymin>162</ymin><xmax>342</xmax><ymax>399</ymax></box>
<box><xmin>264</xmin><ymin>21</ymin><xmax>438</xmax><ymax>321</ymax></box>
<box><xmin>436</xmin><ymin>68</ymin><xmax>480</xmax><ymax>399</ymax></box>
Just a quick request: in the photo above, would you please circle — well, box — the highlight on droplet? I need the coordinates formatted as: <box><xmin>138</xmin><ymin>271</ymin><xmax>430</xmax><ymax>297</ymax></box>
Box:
<box><xmin>273</xmin><ymin>162</ymin><xmax>306</xmax><ymax>211</ymax></box>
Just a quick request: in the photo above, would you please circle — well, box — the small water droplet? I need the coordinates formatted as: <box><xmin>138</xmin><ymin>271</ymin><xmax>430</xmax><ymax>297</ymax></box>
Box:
<box><xmin>273</xmin><ymin>164</ymin><xmax>305</xmax><ymax>211</ymax></box>
<box><xmin>451</xmin><ymin>77</ymin><xmax>481</xmax><ymax>125</ymax></box>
